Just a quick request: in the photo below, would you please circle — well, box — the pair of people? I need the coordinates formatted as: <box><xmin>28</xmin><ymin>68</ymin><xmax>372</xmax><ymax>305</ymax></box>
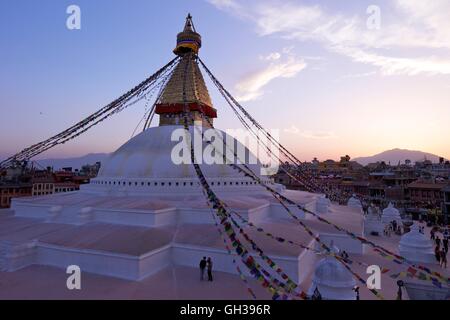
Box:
<box><xmin>340</xmin><ymin>250</ymin><xmax>349</xmax><ymax>261</ymax></box>
<box><xmin>391</xmin><ymin>220</ymin><xmax>397</xmax><ymax>232</ymax></box>
<box><xmin>419</xmin><ymin>226</ymin><xmax>425</xmax><ymax>234</ymax></box>
<box><xmin>199</xmin><ymin>257</ymin><xmax>213</xmax><ymax>281</ymax></box>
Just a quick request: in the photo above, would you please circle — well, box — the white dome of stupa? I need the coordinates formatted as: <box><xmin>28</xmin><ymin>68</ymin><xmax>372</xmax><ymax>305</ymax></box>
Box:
<box><xmin>399</xmin><ymin>223</ymin><xmax>435</xmax><ymax>264</ymax></box>
<box><xmin>316</xmin><ymin>194</ymin><xmax>331</xmax><ymax>214</ymax></box>
<box><xmin>381</xmin><ymin>202</ymin><xmax>402</xmax><ymax>223</ymax></box>
<box><xmin>98</xmin><ymin>125</ymin><xmax>263</xmax><ymax>179</ymax></box>
<box><xmin>308</xmin><ymin>246</ymin><xmax>356</xmax><ymax>300</ymax></box>
<box><xmin>82</xmin><ymin>125</ymin><xmax>274</xmax><ymax>195</ymax></box>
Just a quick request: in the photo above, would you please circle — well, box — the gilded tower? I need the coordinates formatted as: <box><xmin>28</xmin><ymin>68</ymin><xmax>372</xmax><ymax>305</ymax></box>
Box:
<box><xmin>155</xmin><ymin>14</ymin><xmax>217</xmax><ymax>127</ymax></box>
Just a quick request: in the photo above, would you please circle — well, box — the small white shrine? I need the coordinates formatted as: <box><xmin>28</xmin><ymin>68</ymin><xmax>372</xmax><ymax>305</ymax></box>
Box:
<box><xmin>316</xmin><ymin>195</ymin><xmax>331</xmax><ymax>214</ymax></box>
<box><xmin>364</xmin><ymin>206</ymin><xmax>383</xmax><ymax>236</ymax></box>
<box><xmin>381</xmin><ymin>203</ymin><xmax>402</xmax><ymax>224</ymax></box>
<box><xmin>399</xmin><ymin>224</ymin><xmax>436</xmax><ymax>264</ymax></box>
<box><xmin>347</xmin><ymin>195</ymin><xmax>362</xmax><ymax>210</ymax></box>
<box><xmin>307</xmin><ymin>245</ymin><xmax>357</xmax><ymax>300</ymax></box>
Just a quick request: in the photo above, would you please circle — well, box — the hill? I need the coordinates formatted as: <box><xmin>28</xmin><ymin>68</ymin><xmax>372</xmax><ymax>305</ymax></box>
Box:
<box><xmin>32</xmin><ymin>153</ymin><xmax>109</xmax><ymax>170</ymax></box>
<box><xmin>353</xmin><ymin>148</ymin><xmax>443</xmax><ymax>166</ymax></box>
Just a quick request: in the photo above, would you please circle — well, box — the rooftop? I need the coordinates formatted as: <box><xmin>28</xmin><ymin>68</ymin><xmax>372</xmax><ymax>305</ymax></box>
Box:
<box><xmin>407</xmin><ymin>181</ymin><xmax>447</xmax><ymax>190</ymax></box>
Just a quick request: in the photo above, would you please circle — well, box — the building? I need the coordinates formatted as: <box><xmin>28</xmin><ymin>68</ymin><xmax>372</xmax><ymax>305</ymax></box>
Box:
<box><xmin>0</xmin><ymin>183</ymin><xmax>32</xmax><ymax>208</ymax></box>
<box><xmin>338</xmin><ymin>180</ymin><xmax>370</xmax><ymax>197</ymax></box>
<box><xmin>31</xmin><ymin>169</ymin><xmax>82</xmax><ymax>196</ymax></box>
<box><xmin>272</xmin><ymin>165</ymin><xmax>305</xmax><ymax>190</ymax></box>
<box><xmin>274</xmin><ymin>156</ymin><xmax>449</xmax><ymax>213</ymax></box>
<box><xmin>443</xmin><ymin>185</ymin><xmax>450</xmax><ymax>222</ymax></box>
<box><xmin>407</xmin><ymin>181</ymin><xmax>446</xmax><ymax>208</ymax></box>
<box><xmin>31</xmin><ymin>171</ymin><xmax>55</xmax><ymax>196</ymax></box>
<box><xmin>54</xmin><ymin>182</ymin><xmax>79</xmax><ymax>193</ymax></box>
<box><xmin>415</xmin><ymin>158</ymin><xmax>450</xmax><ymax>179</ymax></box>
<box><xmin>80</xmin><ymin>162</ymin><xmax>101</xmax><ymax>178</ymax></box>
<box><xmin>315</xmin><ymin>156</ymin><xmax>364</xmax><ymax>177</ymax></box>
<box><xmin>0</xmin><ymin>166</ymin><xmax>89</xmax><ymax>207</ymax></box>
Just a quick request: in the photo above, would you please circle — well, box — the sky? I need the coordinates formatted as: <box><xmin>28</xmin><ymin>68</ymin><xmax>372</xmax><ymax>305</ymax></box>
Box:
<box><xmin>0</xmin><ymin>0</ymin><xmax>449</xmax><ymax>162</ymax></box>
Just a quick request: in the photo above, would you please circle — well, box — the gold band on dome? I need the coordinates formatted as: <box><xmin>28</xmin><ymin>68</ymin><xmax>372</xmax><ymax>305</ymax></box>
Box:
<box><xmin>174</xmin><ymin>41</ymin><xmax>200</xmax><ymax>55</ymax></box>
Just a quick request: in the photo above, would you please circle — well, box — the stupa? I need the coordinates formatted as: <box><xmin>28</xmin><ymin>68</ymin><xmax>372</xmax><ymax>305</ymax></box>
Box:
<box><xmin>307</xmin><ymin>244</ymin><xmax>356</xmax><ymax>300</ymax></box>
<box><xmin>1</xmin><ymin>15</ymin><xmax>340</xmax><ymax>285</ymax></box>
<box><xmin>2</xmin><ymin>15</ymin><xmax>446</xmax><ymax>300</ymax></box>
<box><xmin>315</xmin><ymin>195</ymin><xmax>331</xmax><ymax>214</ymax></box>
<box><xmin>347</xmin><ymin>195</ymin><xmax>362</xmax><ymax>210</ymax></box>
<box><xmin>399</xmin><ymin>223</ymin><xmax>436</xmax><ymax>264</ymax></box>
<box><xmin>364</xmin><ymin>206</ymin><xmax>383</xmax><ymax>236</ymax></box>
<box><xmin>381</xmin><ymin>203</ymin><xmax>402</xmax><ymax>224</ymax></box>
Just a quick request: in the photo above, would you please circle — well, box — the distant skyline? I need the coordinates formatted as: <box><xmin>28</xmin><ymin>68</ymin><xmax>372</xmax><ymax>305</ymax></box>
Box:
<box><xmin>28</xmin><ymin>148</ymin><xmax>447</xmax><ymax>172</ymax></box>
<box><xmin>1</xmin><ymin>0</ymin><xmax>450</xmax><ymax>162</ymax></box>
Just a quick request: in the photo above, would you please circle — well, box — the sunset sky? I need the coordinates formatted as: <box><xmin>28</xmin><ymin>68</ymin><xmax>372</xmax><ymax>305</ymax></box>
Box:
<box><xmin>1</xmin><ymin>0</ymin><xmax>449</xmax><ymax>162</ymax></box>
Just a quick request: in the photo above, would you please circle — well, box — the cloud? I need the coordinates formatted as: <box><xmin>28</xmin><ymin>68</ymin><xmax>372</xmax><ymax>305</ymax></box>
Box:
<box><xmin>207</xmin><ymin>0</ymin><xmax>450</xmax><ymax>77</ymax></box>
<box><xmin>284</xmin><ymin>126</ymin><xmax>337</xmax><ymax>139</ymax></box>
<box><xmin>206</xmin><ymin>0</ymin><xmax>240</xmax><ymax>11</ymax></box>
<box><xmin>235</xmin><ymin>51</ymin><xmax>306</xmax><ymax>102</ymax></box>
<box><xmin>284</xmin><ymin>125</ymin><xmax>300</xmax><ymax>135</ymax></box>
<box><xmin>206</xmin><ymin>0</ymin><xmax>250</xmax><ymax>19</ymax></box>
<box><xmin>341</xmin><ymin>71</ymin><xmax>377</xmax><ymax>79</ymax></box>
<box><xmin>394</xmin><ymin>0</ymin><xmax>450</xmax><ymax>49</ymax></box>
<box><xmin>300</xmin><ymin>131</ymin><xmax>337</xmax><ymax>140</ymax></box>
<box><xmin>335</xmin><ymin>46</ymin><xmax>450</xmax><ymax>76</ymax></box>
<box><xmin>260</xmin><ymin>52</ymin><xmax>281</xmax><ymax>61</ymax></box>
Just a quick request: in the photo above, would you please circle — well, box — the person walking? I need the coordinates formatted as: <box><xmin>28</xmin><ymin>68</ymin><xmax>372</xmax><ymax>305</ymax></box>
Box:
<box><xmin>435</xmin><ymin>237</ymin><xmax>441</xmax><ymax>248</ymax></box>
<box><xmin>440</xmin><ymin>250</ymin><xmax>447</xmax><ymax>268</ymax></box>
<box><xmin>435</xmin><ymin>246</ymin><xmax>441</xmax><ymax>264</ymax></box>
<box><xmin>207</xmin><ymin>257</ymin><xmax>213</xmax><ymax>282</ymax></box>
<box><xmin>443</xmin><ymin>237</ymin><xmax>449</xmax><ymax>254</ymax></box>
<box><xmin>199</xmin><ymin>257</ymin><xmax>207</xmax><ymax>281</ymax></box>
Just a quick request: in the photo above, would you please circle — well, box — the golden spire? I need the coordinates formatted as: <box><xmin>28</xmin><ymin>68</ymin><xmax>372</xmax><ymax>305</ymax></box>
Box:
<box><xmin>157</xmin><ymin>55</ymin><xmax>213</xmax><ymax>108</ymax></box>
<box><xmin>155</xmin><ymin>15</ymin><xmax>216</xmax><ymax>127</ymax></box>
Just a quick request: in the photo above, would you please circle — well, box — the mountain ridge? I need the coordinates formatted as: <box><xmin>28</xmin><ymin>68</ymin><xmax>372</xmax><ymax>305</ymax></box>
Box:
<box><xmin>31</xmin><ymin>153</ymin><xmax>110</xmax><ymax>170</ymax></box>
<box><xmin>353</xmin><ymin>148</ymin><xmax>444</xmax><ymax>166</ymax></box>
<box><xmin>3</xmin><ymin>148</ymin><xmax>446</xmax><ymax>170</ymax></box>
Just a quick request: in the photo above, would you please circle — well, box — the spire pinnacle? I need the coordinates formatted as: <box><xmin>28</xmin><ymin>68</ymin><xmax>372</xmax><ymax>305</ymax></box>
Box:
<box><xmin>173</xmin><ymin>14</ymin><xmax>202</xmax><ymax>55</ymax></box>
<box><xmin>184</xmin><ymin>13</ymin><xmax>196</xmax><ymax>32</ymax></box>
